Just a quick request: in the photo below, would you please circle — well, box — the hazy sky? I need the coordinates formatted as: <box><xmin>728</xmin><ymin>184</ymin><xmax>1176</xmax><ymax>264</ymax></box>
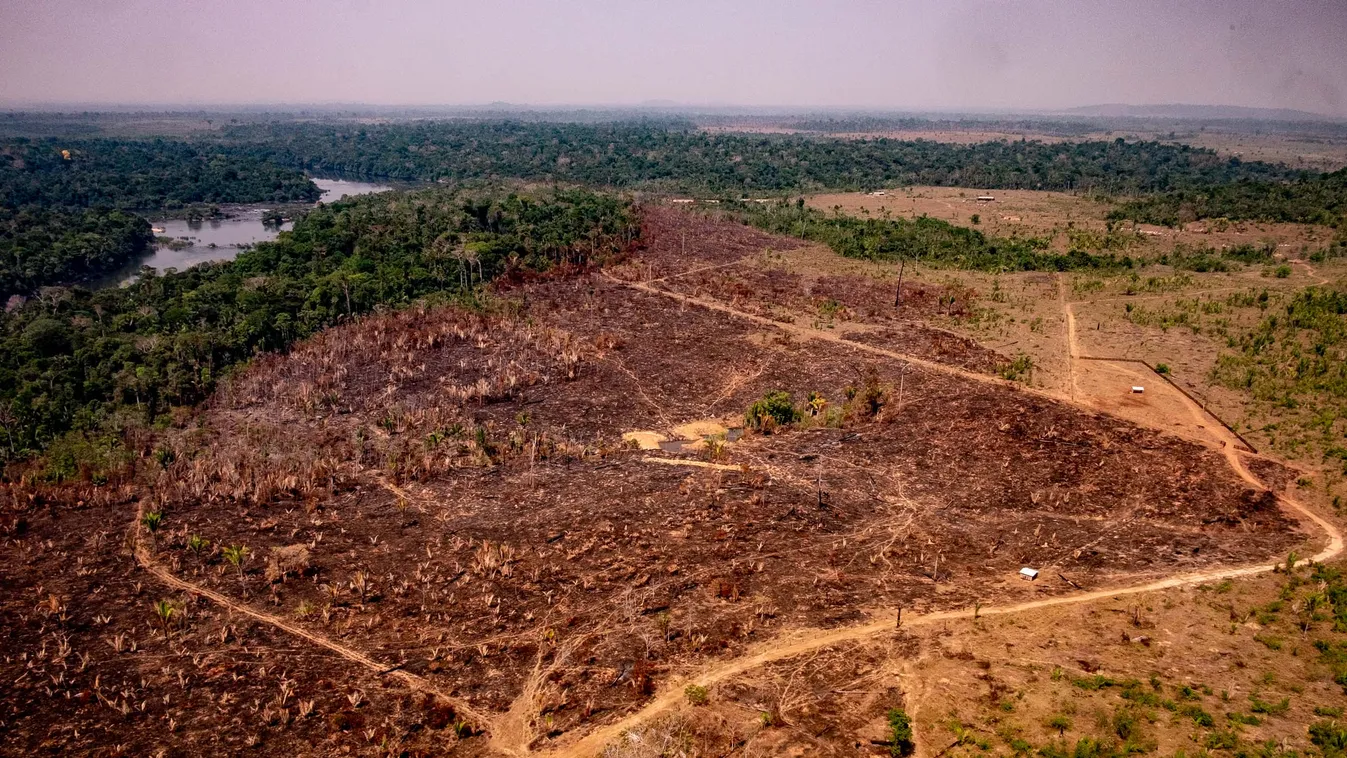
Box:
<box><xmin>3</xmin><ymin>0</ymin><xmax>1346</xmax><ymax>115</ymax></box>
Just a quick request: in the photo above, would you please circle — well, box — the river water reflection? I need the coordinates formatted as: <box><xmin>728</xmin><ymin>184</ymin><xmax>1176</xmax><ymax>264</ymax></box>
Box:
<box><xmin>92</xmin><ymin>177</ymin><xmax>392</xmax><ymax>288</ymax></box>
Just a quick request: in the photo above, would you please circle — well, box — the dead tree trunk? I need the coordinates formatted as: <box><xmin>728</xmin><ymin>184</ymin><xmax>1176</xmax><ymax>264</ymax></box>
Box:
<box><xmin>894</xmin><ymin>258</ymin><xmax>906</xmax><ymax>309</ymax></box>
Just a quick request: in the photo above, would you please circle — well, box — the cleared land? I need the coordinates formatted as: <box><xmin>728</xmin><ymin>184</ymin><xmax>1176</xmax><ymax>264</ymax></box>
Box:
<box><xmin>2</xmin><ymin>205</ymin><xmax>1335</xmax><ymax>757</ymax></box>
<box><xmin>807</xmin><ymin>189</ymin><xmax>1334</xmax><ymax>256</ymax></box>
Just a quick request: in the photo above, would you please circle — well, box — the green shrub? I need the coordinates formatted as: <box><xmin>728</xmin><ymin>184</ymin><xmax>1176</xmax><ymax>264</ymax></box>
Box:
<box><xmin>886</xmin><ymin>708</ymin><xmax>914</xmax><ymax>756</ymax></box>
<box><xmin>684</xmin><ymin>684</ymin><xmax>709</xmax><ymax>706</ymax></box>
<box><xmin>1180</xmin><ymin>705</ymin><xmax>1215</xmax><ymax>727</ymax></box>
<box><xmin>186</xmin><ymin>534</ymin><xmax>211</xmax><ymax>556</ymax></box>
<box><xmin>1154</xmin><ymin>363</ymin><xmax>1170</xmax><ymax>374</ymax></box>
<box><xmin>1112</xmin><ymin>709</ymin><xmax>1140</xmax><ymax>741</ymax></box>
<box><xmin>744</xmin><ymin>391</ymin><xmax>800</xmax><ymax>432</ymax></box>
<box><xmin>1310</xmin><ymin>720</ymin><xmax>1347</xmax><ymax>754</ymax></box>
<box><xmin>1001</xmin><ymin>354</ymin><xmax>1035</xmax><ymax>382</ymax></box>
<box><xmin>1254</xmin><ymin>634</ymin><xmax>1283</xmax><ymax>651</ymax></box>
<box><xmin>1249</xmin><ymin>693</ymin><xmax>1289</xmax><ymax>715</ymax></box>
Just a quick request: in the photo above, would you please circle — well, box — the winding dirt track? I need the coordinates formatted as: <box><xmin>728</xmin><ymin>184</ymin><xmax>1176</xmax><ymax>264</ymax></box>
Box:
<box><xmin>129</xmin><ymin>270</ymin><xmax>1342</xmax><ymax>757</ymax></box>
<box><xmin>130</xmin><ymin>504</ymin><xmax>508</xmax><ymax>751</ymax></box>
<box><xmin>539</xmin><ymin>276</ymin><xmax>1343</xmax><ymax>758</ymax></box>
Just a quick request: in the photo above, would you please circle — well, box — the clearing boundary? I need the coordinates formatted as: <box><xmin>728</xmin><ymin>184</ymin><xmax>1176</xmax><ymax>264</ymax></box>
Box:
<box><xmin>128</xmin><ymin>269</ymin><xmax>1342</xmax><ymax>758</ymax></box>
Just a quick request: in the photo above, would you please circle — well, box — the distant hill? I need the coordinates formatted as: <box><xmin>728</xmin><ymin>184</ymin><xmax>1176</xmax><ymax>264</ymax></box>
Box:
<box><xmin>1065</xmin><ymin>103</ymin><xmax>1341</xmax><ymax>122</ymax></box>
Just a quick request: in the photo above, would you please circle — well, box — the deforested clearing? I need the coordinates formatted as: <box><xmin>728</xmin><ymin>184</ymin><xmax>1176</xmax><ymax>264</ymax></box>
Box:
<box><xmin>0</xmin><ymin>205</ymin><xmax>1320</xmax><ymax>757</ymax></box>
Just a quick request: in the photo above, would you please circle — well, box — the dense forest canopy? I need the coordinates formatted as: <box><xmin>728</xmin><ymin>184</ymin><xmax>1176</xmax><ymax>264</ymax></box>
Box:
<box><xmin>1110</xmin><ymin>168</ymin><xmax>1347</xmax><ymax>226</ymax></box>
<box><xmin>0</xmin><ymin>138</ymin><xmax>321</xmax><ymax>294</ymax></box>
<box><xmin>0</xmin><ymin>138</ymin><xmax>320</xmax><ymax>210</ymax></box>
<box><xmin>219</xmin><ymin>121</ymin><xmax>1301</xmax><ymax>195</ymax></box>
<box><xmin>0</xmin><ymin>187</ymin><xmax>636</xmax><ymax>465</ymax></box>
<box><xmin>1</xmin><ymin>207</ymin><xmax>153</xmax><ymax>296</ymax></box>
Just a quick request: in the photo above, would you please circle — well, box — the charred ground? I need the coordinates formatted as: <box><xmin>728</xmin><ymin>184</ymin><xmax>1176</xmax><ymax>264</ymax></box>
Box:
<box><xmin>0</xmin><ymin>206</ymin><xmax>1309</xmax><ymax>756</ymax></box>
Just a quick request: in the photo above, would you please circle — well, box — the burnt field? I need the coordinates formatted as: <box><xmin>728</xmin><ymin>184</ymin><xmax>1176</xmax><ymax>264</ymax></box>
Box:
<box><xmin>615</xmin><ymin>207</ymin><xmax>1007</xmax><ymax>374</ymax></box>
<box><xmin>0</xmin><ymin>207</ymin><xmax>1306</xmax><ymax>756</ymax></box>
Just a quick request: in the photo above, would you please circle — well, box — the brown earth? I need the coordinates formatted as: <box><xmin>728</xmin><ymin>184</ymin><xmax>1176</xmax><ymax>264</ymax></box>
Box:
<box><xmin>0</xmin><ymin>206</ymin><xmax>1326</xmax><ymax>757</ymax></box>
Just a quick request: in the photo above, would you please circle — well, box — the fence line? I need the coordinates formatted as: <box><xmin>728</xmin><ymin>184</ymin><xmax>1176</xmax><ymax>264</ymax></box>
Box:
<box><xmin>1075</xmin><ymin>355</ymin><xmax>1259</xmax><ymax>454</ymax></box>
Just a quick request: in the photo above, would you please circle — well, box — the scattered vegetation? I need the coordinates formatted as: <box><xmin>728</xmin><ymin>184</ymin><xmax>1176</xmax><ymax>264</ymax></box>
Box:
<box><xmin>736</xmin><ymin>200</ymin><xmax>1134</xmax><ymax>272</ymax></box>
<box><xmin>1210</xmin><ymin>286</ymin><xmax>1347</xmax><ymax>460</ymax></box>
<box><xmin>1000</xmin><ymin>354</ymin><xmax>1035</xmax><ymax>382</ymax></box>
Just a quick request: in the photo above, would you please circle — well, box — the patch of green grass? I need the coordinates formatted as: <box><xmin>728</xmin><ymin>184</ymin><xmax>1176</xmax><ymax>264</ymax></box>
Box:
<box><xmin>1000</xmin><ymin>353</ymin><xmax>1035</xmax><ymax>382</ymax></box>
<box><xmin>1254</xmin><ymin>634</ymin><xmax>1284</xmax><ymax>651</ymax></box>
<box><xmin>1310</xmin><ymin>720</ymin><xmax>1347</xmax><ymax>754</ymax></box>
<box><xmin>1248</xmin><ymin>693</ymin><xmax>1289</xmax><ymax>716</ymax></box>
<box><xmin>1180</xmin><ymin>705</ymin><xmax>1215</xmax><ymax>728</ymax></box>
<box><xmin>1205</xmin><ymin>730</ymin><xmax>1241</xmax><ymax>751</ymax></box>
<box><xmin>1176</xmin><ymin>684</ymin><xmax>1203</xmax><ymax>701</ymax></box>
<box><xmin>1121</xmin><ymin>683</ymin><xmax>1161</xmax><ymax>707</ymax></box>
<box><xmin>1072</xmin><ymin>675</ymin><xmax>1120</xmax><ymax>691</ymax></box>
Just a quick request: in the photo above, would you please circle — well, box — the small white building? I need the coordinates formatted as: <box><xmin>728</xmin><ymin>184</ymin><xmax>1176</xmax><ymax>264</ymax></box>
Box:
<box><xmin>1019</xmin><ymin>567</ymin><xmax>1040</xmax><ymax>581</ymax></box>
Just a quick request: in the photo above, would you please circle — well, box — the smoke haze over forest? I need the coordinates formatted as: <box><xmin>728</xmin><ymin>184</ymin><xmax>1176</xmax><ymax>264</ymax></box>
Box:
<box><xmin>2</xmin><ymin>0</ymin><xmax>1346</xmax><ymax>116</ymax></box>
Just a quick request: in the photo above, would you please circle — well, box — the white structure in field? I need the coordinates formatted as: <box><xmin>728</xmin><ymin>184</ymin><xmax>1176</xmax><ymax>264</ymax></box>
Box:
<box><xmin>1019</xmin><ymin>567</ymin><xmax>1039</xmax><ymax>581</ymax></box>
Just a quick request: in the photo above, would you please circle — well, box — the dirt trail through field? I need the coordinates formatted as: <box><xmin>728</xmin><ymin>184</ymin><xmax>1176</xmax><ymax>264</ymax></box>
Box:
<box><xmin>128</xmin><ymin>503</ymin><xmax>507</xmax><ymax>751</ymax></box>
<box><xmin>613</xmin><ymin>274</ymin><xmax>1037</xmax><ymax>399</ymax></box>
<box><xmin>538</xmin><ymin>273</ymin><xmax>1344</xmax><ymax>758</ymax></box>
<box><xmin>128</xmin><ymin>269</ymin><xmax>1342</xmax><ymax>758</ymax></box>
<box><xmin>553</xmin><ymin>506</ymin><xmax>1337</xmax><ymax>758</ymax></box>
<box><xmin>1293</xmin><ymin>259</ymin><xmax>1330</xmax><ymax>286</ymax></box>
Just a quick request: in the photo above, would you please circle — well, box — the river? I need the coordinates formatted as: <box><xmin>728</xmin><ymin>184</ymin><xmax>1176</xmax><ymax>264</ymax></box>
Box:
<box><xmin>91</xmin><ymin>177</ymin><xmax>392</xmax><ymax>288</ymax></box>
